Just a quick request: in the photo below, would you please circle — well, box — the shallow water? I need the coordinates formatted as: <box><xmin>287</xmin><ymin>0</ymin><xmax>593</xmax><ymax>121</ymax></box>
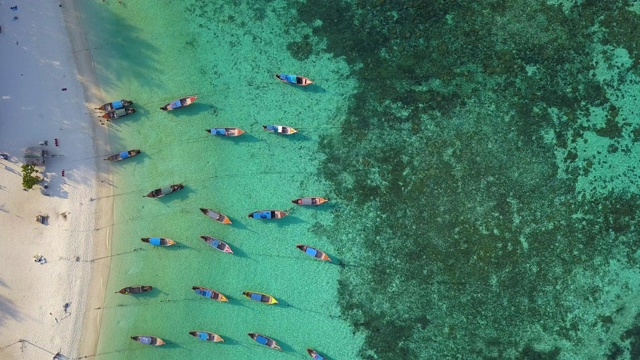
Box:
<box><xmin>86</xmin><ymin>1</ymin><xmax>640</xmax><ymax>359</ymax></box>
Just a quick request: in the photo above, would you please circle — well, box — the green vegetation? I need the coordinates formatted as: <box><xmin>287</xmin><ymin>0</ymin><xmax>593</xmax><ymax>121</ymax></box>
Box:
<box><xmin>21</xmin><ymin>164</ymin><xmax>42</xmax><ymax>190</ymax></box>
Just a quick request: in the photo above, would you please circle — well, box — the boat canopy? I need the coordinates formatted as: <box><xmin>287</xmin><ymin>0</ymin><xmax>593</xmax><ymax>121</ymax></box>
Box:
<box><xmin>138</xmin><ymin>336</ymin><xmax>152</xmax><ymax>345</ymax></box>
<box><xmin>250</xmin><ymin>293</ymin><xmax>262</xmax><ymax>301</ymax></box>
<box><xmin>256</xmin><ymin>335</ymin><xmax>268</xmax><ymax>345</ymax></box>
<box><xmin>112</xmin><ymin>100</ymin><xmax>123</xmax><ymax>109</ymax></box>
<box><xmin>198</xmin><ymin>332</ymin><xmax>208</xmax><ymax>340</ymax></box>
<box><xmin>170</xmin><ymin>99</ymin><xmax>182</xmax><ymax>109</ymax></box>
<box><xmin>149</xmin><ymin>237</ymin><xmax>161</xmax><ymax>246</ymax></box>
<box><xmin>119</xmin><ymin>151</ymin><xmax>130</xmax><ymax>159</ymax></box>
<box><xmin>257</xmin><ymin>211</ymin><xmax>272</xmax><ymax>219</ymax></box>
<box><xmin>305</xmin><ymin>247</ymin><xmax>318</xmax><ymax>257</ymax></box>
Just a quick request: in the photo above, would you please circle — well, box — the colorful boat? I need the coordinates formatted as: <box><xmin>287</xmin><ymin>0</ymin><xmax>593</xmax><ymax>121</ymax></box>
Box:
<box><xmin>160</xmin><ymin>95</ymin><xmax>197</xmax><ymax>111</ymax></box>
<box><xmin>307</xmin><ymin>348</ymin><xmax>326</xmax><ymax>360</ymax></box>
<box><xmin>291</xmin><ymin>197</ymin><xmax>329</xmax><ymax>206</ymax></box>
<box><xmin>206</xmin><ymin>128</ymin><xmax>245</xmax><ymax>137</ymax></box>
<box><xmin>200</xmin><ymin>208</ymin><xmax>232</xmax><ymax>224</ymax></box>
<box><xmin>248</xmin><ymin>333</ymin><xmax>282</xmax><ymax>351</ymax></box>
<box><xmin>116</xmin><ymin>285</ymin><xmax>153</xmax><ymax>295</ymax></box>
<box><xmin>189</xmin><ymin>331</ymin><xmax>224</xmax><ymax>343</ymax></box>
<box><xmin>247</xmin><ymin>210</ymin><xmax>289</xmax><ymax>220</ymax></box>
<box><xmin>144</xmin><ymin>184</ymin><xmax>184</xmax><ymax>198</ymax></box>
<box><xmin>96</xmin><ymin>99</ymin><xmax>133</xmax><ymax>112</ymax></box>
<box><xmin>262</xmin><ymin>125</ymin><xmax>297</xmax><ymax>135</ymax></box>
<box><xmin>101</xmin><ymin>107</ymin><xmax>136</xmax><ymax>120</ymax></box>
<box><xmin>104</xmin><ymin>149</ymin><xmax>141</xmax><ymax>162</ymax></box>
<box><xmin>141</xmin><ymin>237</ymin><xmax>176</xmax><ymax>247</ymax></box>
<box><xmin>296</xmin><ymin>244</ymin><xmax>331</xmax><ymax>262</ymax></box>
<box><xmin>131</xmin><ymin>336</ymin><xmax>165</xmax><ymax>346</ymax></box>
<box><xmin>200</xmin><ymin>236</ymin><xmax>233</xmax><ymax>254</ymax></box>
<box><xmin>242</xmin><ymin>291</ymin><xmax>278</xmax><ymax>305</ymax></box>
<box><xmin>192</xmin><ymin>286</ymin><xmax>228</xmax><ymax>302</ymax></box>
<box><xmin>275</xmin><ymin>74</ymin><xmax>313</xmax><ymax>86</ymax></box>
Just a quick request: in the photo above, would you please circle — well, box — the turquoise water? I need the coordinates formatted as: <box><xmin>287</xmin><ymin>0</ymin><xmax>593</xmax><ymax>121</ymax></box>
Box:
<box><xmin>85</xmin><ymin>1</ymin><xmax>640</xmax><ymax>359</ymax></box>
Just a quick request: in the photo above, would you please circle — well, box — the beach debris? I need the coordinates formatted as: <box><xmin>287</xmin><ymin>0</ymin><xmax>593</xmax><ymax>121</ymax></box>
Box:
<box><xmin>39</xmin><ymin>140</ymin><xmax>48</xmax><ymax>146</ymax></box>
<box><xmin>0</xmin><ymin>153</ymin><xmax>8</xmax><ymax>160</ymax></box>
<box><xmin>54</xmin><ymin>138</ymin><xmax>59</xmax><ymax>146</ymax></box>
<box><xmin>61</xmin><ymin>169</ymin><xmax>65</xmax><ymax>177</ymax></box>
<box><xmin>11</xmin><ymin>6</ymin><xmax>18</xmax><ymax>11</ymax></box>
<box><xmin>33</xmin><ymin>254</ymin><xmax>47</xmax><ymax>264</ymax></box>
<box><xmin>35</xmin><ymin>214</ymin><xmax>49</xmax><ymax>225</ymax></box>
<box><xmin>63</xmin><ymin>302</ymin><xmax>71</xmax><ymax>313</ymax></box>
<box><xmin>61</xmin><ymin>211</ymin><xmax>69</xmax><ymax>220</ymax></box>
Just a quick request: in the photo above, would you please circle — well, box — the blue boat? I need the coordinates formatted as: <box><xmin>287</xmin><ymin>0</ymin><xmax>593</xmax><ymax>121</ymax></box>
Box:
<box><xmin>104</xmin><ymin>149</ymin><xmax>140</xmax><ymax>162</ymax></box>
<box><xmin>248</xmin><ymin>333</ymin><xmax>282</xmax><ymax>351</ymax></box>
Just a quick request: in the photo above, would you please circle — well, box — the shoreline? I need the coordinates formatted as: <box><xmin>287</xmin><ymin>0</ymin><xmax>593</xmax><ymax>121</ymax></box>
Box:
<box><xmin>61</xmin><ymin>0</ymin><xmax>114</xmax><ymax>358</ymax></box>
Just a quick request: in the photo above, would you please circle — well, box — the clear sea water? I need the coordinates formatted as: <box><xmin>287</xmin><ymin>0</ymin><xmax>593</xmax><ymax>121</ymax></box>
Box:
<box><xmin>84</xmin><ymin>1</ymin><xmax>640</xmax><ymax>359</ymax></box>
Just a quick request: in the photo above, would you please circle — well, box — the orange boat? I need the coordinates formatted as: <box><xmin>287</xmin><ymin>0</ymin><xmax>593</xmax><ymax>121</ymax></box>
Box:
<box><xmin>292</xmin><ymin>197</ymin><xmax>329</xmax><ymax>206</ymax></box>
<box><xmin>131</xmin><ymin>336</ymin><xmax>165</xmax><ymax>346</ymax></box>
<box><xmin>192</xmin><ymin>286</ymin><xmax>228</xmax><ymax>302</ymax></box>
<box><xmin>189</xmin><ymin>331</ymin><xmax>224</xmax><ymax>343</ymax></box>
<box><xmin>275</xmin><ymin>74</ymin><xmax>313</xmax><ymax>86</ymax></box>
<box><xmin>247</xmin><ymin>210</ymin><xmax>289</xmax><ymax>220</ymax></box>
<box><xmin>200</xmin><ymin>208</ymin><xmax>232</xmax><ymax>224</ymax></box>
<box><xmin>160</xmin><ymin>95</ymin><xmax>197</xmax><ymax>111</ymax></box>
<box><xmin>206</xmin><ymin>128</ymin><xmax>245</xmax><ymax>137</ymax></box>
<box><xmin>296</xmin><ymin>244</ymin><xmax>331</xmax><ymax>262</ymax></box>
<box><xmin>262</xmin><ymin>125</ymin><xmax>297</xmax><ymax>135</ymax></box>
<box><xmin>141</xmin><ymin>237</ymin><xmax>176</xmax><ymax>247</ymax></box>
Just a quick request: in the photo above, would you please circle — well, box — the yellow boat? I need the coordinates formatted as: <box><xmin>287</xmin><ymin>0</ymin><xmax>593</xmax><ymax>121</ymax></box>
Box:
<box><xmin>242</xmin><ymin>291</ymin><xmax>278</xmax><ymax>305</ymax></box>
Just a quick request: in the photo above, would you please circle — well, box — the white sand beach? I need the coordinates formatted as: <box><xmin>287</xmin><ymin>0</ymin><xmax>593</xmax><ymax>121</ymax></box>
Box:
<box><xmin>0</xmin><ymin>1</ymin><xmax>112</xmax><ymax>359</ymax></box>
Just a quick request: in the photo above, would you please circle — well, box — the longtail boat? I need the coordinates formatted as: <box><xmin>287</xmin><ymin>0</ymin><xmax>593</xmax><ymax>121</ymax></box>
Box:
<box><xmin>247</xmin><ymin>210</ymin><xmax>289</xmax><ymax>220</ymax></box>
<box><xmin>262</xmin><ymin>125</ymin><xmax>297</xmax><ymax>135</ymax></box>
<box><xmin>101</xmin><ymin>107</ymin><xmax>136</xmax><ymax>120</ymax></box>
<box><xmin>104</xmin><ymin>149</ymin><xmax>141</xmax><ymax>162</ymax></box>
<box><xmin>117</xmin><ymin>286</ymin><xmax>153</xmax><ymax>295</ymax></box>
<box><xmin>192</xmin><ymin>286</ymin><xmax>228</xmax><ymax>302</ymax></box>
<box><xmin>242</xmin><ymin>291</ymin><xmax>278</xmax><ymax>305</ymax></box>
<box><xmin>206</xmin><ymin>128</ymin><xmax>245</xmax><ymax>137</ymax></box>
<box><xmin>144</xmin><ymin>184</ymin><xmax>184</xmax><ymax>198</ymax></box>
<box><xmin>275</xmin><ymin>74</ymin><xmax>313</xmax><ymax>86</ymax></box>
<box><xmin>131</xmin><ymin>336</ymin><xmax>165</xmax><ymax>346</ymax></box>
<box><xmin>189</xmin><ymin>331</ymin><xmax>224</xmax><ymax>343</ymax></box>
<box><xmin>307</xmin><ymin>348</ymin><xmax>326</xmax><ymax>360</ymax></box>
<box><xmin>141</xmin><ymin>237</ymin><xmax>176</xmax><ymax>247</ymax></box>
<box><xmin>160</xmin><ymin>95</ymin><xmax>197</xmax><ymax>111</ymax></box>
<box><xmin>296</xmin><ymin>244</ymin><xmax>331</xmax><ymax>262</ymax></box>
<box><xmin>200</xmin><ymin>236</ymin><xmax>233</xmax><ymax>254</ymax></box>
<box><xmin>97</xmin><ymin>99</ymin><xmax>133</xmax><ymax>112</ymax></box>
<box><xmin>291</xmin><ymin>197</ymin><xmax>329</xmax><ymax>206</ymax></box>
<box><xmin>248</xmin><ymin>333</ymin><xmax>282</xmax><ymax>351</ymax></box>
<box><xmin>200</xmin><ymin>208</ymin><xmax>232</xmax><ymax>224</ymax></box>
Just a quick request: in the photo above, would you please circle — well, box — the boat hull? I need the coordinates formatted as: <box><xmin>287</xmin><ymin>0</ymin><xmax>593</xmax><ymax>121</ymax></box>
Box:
<box><xmin>98</xmin><ymin>99</ymin><xmax>133</xmax><ymax>112</ymax></box>
<box><xmin>200</xmin><ymin>208</ymin><xmax>232</xmax><ymax>224</ymax></box>
<box><xmin>276</xmin><ymin>74</ymin><xmax>313</xmax><ymax>86</ymax></box>
<box><xmin>105</xmin><ymin>149</ymin><xmax>141</xmax><ymax>162</ymax></box>
<box><xmin>145</xmin><ymin>184</ymin><xmax>184</xmax><ymax>198</ymax></box>
<box><xmin>292</xmin><ymin>197</ymin><xmax>329</xmax><ymax>206</ymax></box>
<box><xmin>141</xmin><ymin>237</ymin><xmax>176</xmax><ymax>247</ymax></box>
<box><xmin>192</xmin><ymin>286</ymin><xmax>228</xmax><ymax>302</ymax></box>
<box><xmin>117</xmin><ymin>286</ymin><xmax>153</xmax><ymax>295</ymax></box>
<box><xmin>161</xmin><ymin>95</ymin><xmax>197</xmax><ymax>111</ymax></box>
<box><xmin>307</xmin><ymin>348</ymin><xmax>326</xmax><ymax>360</ymax></box>
<box><xmin>262</xmin><ymin>125</ymin><xmax>297</xmax><ymax>135</ymax></box>
<box><xmin>101</xmin><ymin>107</ymin><xmax>136</xmax><ymax>120</ymax></box>
<box><xmin>131</xmin><ymin>336</ymin><xmax>165</xmax><ymax>346</ymax></box>
<box><xmin>207</xmin><ymin>128</ymin><xmax>245</xmax><ymax>137</ymax></box>
<box><xmin>247</xmin><ymin>210</ymin><xmax>288</xmax><ymax>220</ymax></box>
<box><xmin>248</xmin><ymin>333</ymin><xmax>282</xmax><ymax>351</ymax></box>
<box><xmin>189</xmin><ymin>331</ymin><xmax>224</xmax><ymax>342</ymax></box>
<box><xmin>200</xmin><ymin>236</ymin><xmax>233</xmax><ymax>253</ymax></box>
<box><xmin>296</xmin><ymin>244</ymin><xmax>331</xmax><ymax>261</ymax></box>
<box><xmin>242</xmin><ymin>291</ymin><xmax>278</xmax><ymax>305</ymax></box>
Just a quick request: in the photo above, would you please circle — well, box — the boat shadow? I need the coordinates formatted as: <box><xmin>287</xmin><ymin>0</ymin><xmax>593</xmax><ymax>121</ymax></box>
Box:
<box><xmin>213</xmin><ymin>133</ymin><xmax>262</xmax><ymax>144</ymax></box>
<box><xmin>304</xmin><ymin>84</ymin><xmax>326</xmax><ymax>94</ymax></box>
<box><xmin>160</xmin><ymin>340</ymin><xmax>190</xmax><ymax>351</ymax></box>
<box><xmin>274</xmin><ymin>215</ymin><xmax>305</xmax><ymax>228</ymax></box>
<box><xmin>163</xmin><ymin>103</ymin><xmax>210</xmax><ymax>117</ymax></box>
<box><xmin>288</xmin><ymin>133</ymin><xmax>312</xmax><ymax>142</ymax></box>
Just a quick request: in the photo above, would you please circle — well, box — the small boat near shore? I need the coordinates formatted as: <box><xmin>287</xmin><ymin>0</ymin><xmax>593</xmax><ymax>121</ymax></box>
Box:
<box><xmin>141</xmin><ymin>237</ymin><xmax>176</xmax><ymax>247</ymax></box>
<box><xmin>275</xmin><ymin>74</ymin><xmax>313</xmax><ymax>86</ymax></box>
<box><xmin>104</xmin><ymin>149</ymin><xmax>141</xmax><ymax>162</ymax></box>
<box><xmin>96</xmin><ymin>99</ymin><xmax>133</xmax><ymax>112</ymax></box>
<box><xmin>200</xmin><ymin>208</ymin><xmax>232</xmax><ymax>224</ymax></box>
<box><xmin>101</xmin><ymin>107</ymin><xmax>136</xmax><ymax>120</ymax></box>
<box><xmin>292</xmin><ymin>197</ymin><xmax>329</xmax><ymax>206</ymax></box>
<box><xmin>160</xmin><ymin>95</ymin><xmax>197</xmax><ymax>111</ymax></box>
<box><xmin>307</xmin><ymin>348</ymin><xmax>326</xmax><ymax>359</ymax></box>
<box><xmin>117</xmin><ymin>285</ymin><xmax>153</xmax><ymax>295</ymax></box>
<box><xmin>206</xmin><ymin>128</ymin><xmax>245</xmax><ymax>137</ymax></box>
<box><xmin>192</xmin><ymin>286</ymin><xmax>228</xmax><ymax>302</ymax></box>
<box><xmin>144</xmin><ymin>184</ymin><xmax>184</xmax><ymax>198</ymax></box>
<box><xmin>248</xmin><ymin>333</ymin><xmax>282</xmax><ymax>351</ymax></box>
<box><xmin>263</xmin><ymin>125</ymin><xmax>297</xmax><ymax>135</ymax></box>
<box><xmin>131</xmin><ymin>336</ymin><xmax>165</xmax><ymax>346</ymax></box>
<box><xmin>189</xmin><ymin>331</ymin><xmax>224</xmax><ymax>343</ymax></box>
<box><xmin>296</xmin><ymin>244</ymin><xmax>331</xmax><ymax>262</ymax></box>
<box><xmin>247</xmin><ymin>210</ymin><xmax>289</xmax><ymax>220</ymax></box>
<box><xmin>242</xmin><ymin>291</ymin><xmax>278</xmax><ymax>305</ymax></box>
<box><xmin>200</xmin><ymin>236</ymin><xmax>233</xmax><ymax>253</ymax></box>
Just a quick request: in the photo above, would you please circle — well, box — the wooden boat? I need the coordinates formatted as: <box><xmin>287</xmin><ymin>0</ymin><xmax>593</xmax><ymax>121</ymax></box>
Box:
<box><xmin>292</xmin><ymin>197</ymin><xmax>329</xmax><ymax>206</ymax></box>
<box><xmin>104</xmin><ymin>149</ymin><xmax>141</xmax><ymax>162</ymax></box>
<box><xmin>296</xmin><ymin>244</ymin><xmax>331</xmax><ymax>262</ymax></box>
<box><xmin>275</xmin><ymin>74</ymin><xmax>313</xmax><ymax>86</ymax></box>
<box><xmin>117</xmin><ymin>285</ymin><xmax>152</xmax><ymax>295</ymax></box>
<box><xmin>307</xmin><ymin>348</ymin><xmax>326</xmax><ymax>360</ymax></box>
<box><xmin>96</xmin><ymin>99</ymin><xmax>133</xmax><ymax>112</ymax></box>
<box><xmin>262</xmin><ymin>125</ymin><xmax>297</xmax><ymax>135</ymax></box>
<box><xmin>206</xmin><ymin>128</ymin><xmax>245</xmax><ymax>137</ymax></box>
<box><xmin>131</xmin><ymin>336</ymin><xmax>165</xmax><ymax>346</ymax></box>
<box><xmin>192</xmin><ymin>286</ymin><xmax>228</xmax><ymax>302</ymax></box>
<box><xmin>101</xmin><ymin>107</ymin><xmax>136</xmax><ymax>120</ymax></box>
<box><xmin>200</xmin><ymin>236</ymin><xmax>233</xmax><ymax>253</ymax></box>
<box><xmin>242</xmin><ymin>291</ymin><xmax>278</xmax><ymax>305</ymax></box>
<box><xmin>144</xmin><ymin>184</ymin><xmax>184</xmax><ymax>198</ymax></box>
<box><xmin>247</xmin><ymin>210</ymin><xmax>289</xmax><ymax>220</ymax></box>
<box><xmin>160</xmin><ymin>95</ymin><xmax>197</xmax><ymax>111</ymax></box>
<box><xmin>200</xmin><ymin>208</ymin><xmax>232</xmax><ymax>224</ymax></box>
<box><xmin>248</xmin><ymin>333</ymin><xmax>282</xmax><ymax>351</ymax></box>
<box><xmin>141</xmin><ymin>237</ymin><xmax>176</xmax><ymax>247</ymax></box>
<box><xmin>189</xmin><ymin>331</ymin><xmax>224</xmax><ymax>342</ymax></box>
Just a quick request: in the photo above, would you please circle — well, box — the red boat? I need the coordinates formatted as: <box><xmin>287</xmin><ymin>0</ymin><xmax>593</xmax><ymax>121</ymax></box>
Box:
<box><xmin>160</xmin><ymin>95</ymin><xmax>197</xmax><ymax>111</ymax></box>
<box><xmin>292</xmin><ymin>197</ymin><xmax>329</xmax><ymax>206</ymax></box>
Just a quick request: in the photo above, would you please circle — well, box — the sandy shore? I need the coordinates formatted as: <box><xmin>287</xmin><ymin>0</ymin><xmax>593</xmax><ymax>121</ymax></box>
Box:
<box><xmin>0</xmin><ymin>1</ymin><xmax>112</xmax><ymax>359</ymax></box>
